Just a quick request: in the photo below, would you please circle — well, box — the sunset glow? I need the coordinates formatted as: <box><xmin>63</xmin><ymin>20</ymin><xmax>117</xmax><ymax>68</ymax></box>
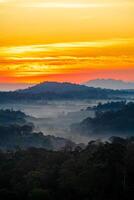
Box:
<box><xmin>0</xmin><ymin>0</ymin><xmax>134</xmax><ymax>84</ymax></box>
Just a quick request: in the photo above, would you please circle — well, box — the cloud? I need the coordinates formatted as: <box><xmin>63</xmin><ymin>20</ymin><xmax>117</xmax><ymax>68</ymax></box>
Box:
<box><xmin>23</xmin><ymin>2</ymin><xmax>108</xmax><ymax>9</ymax></box>
<box><xmin>1</xmin><ymin>1</ymin><xmax>134</xmax><ymax>9</ymax></box>
<box><xmin>0</xmin><ymin>1</ymin><xmax>107</xmax><ymax>8</ymax></box>
<box><xmin>1</xmin><ymin>38</ymin><xmax>134</xmax><ymax>55</ymax></box>
<box><xmin>0</xmin><ymin>38</ymin><xmax>134</xmax><ymax>83</ymax></box>
<box><xmin>0</xmin><ymin>0</ymin><xmax>8</xmax><ymax>2</ymax></box>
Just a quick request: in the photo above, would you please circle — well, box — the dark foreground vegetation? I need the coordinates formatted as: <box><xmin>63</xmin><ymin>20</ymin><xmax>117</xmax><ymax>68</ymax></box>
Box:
<box><xmin>0</xmin><ymin>137</ymin><xmax>134</xmax><ymax>200</ymax></box>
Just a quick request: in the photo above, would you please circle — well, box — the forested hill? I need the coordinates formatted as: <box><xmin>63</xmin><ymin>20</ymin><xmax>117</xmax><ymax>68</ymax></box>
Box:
<box><xmin>0</xmin><ymin>82</ymin><xmax>109</xmax><ymax>102</ymax></box>
<box><xmin>0</xmin><ymin>109</ymin><xmax>27</xmax><ymax>125</ymax></box>
<box><xmin>71</xmin><ymin>102</ymin><xmax>134</xmax><ymax>137</ymax></box>
<box><xmin>18</xmin><ymin>82</ymin><xmax>90</xmax><ymax>94</ymax></box>
<box><xmin>0</xmin><ymin>82</ymin><xmax>134</xmax><ymax>102</ymax></box>
<box><xmin>0</xmin><ymin>109</ymin><xmax>76</xmax><ymax>151</ymax></box>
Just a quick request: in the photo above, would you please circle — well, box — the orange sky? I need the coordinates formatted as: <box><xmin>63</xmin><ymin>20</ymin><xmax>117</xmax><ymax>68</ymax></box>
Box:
<box><xmin>0</xmin><ymin>0</ymin><xmax>134</xmax><ymax>84</ymax></box>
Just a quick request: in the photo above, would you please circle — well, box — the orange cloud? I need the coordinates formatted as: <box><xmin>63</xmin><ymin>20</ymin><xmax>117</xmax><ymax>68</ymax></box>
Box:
<box><xmin>0</xmin><ymin>38</ymin><xmax>134</xmax><ymax>83</ymax></box>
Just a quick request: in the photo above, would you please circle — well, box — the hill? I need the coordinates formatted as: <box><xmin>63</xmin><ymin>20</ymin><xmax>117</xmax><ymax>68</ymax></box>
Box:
<box><xmin>71</xmin><ymin>102</ymin><xmax>134</xmax><ymax>137</ymax></box>
<box><xmin>84</xmin><ymin>79</ymin><xmax>134</xmax><ymax>90</ymax></box>
<box><xmin>0</xmin><ymin>109</ymin><xmax>75</xmax><ymax>151</ymax></box>
<box><xmin>0</xmin><ymin>82</ymin><xmax>111</xmax><ymax>102</ymax></box>
<box><xmin>0</xmin><ymin>81</ymin><xmax>134</xmax><ymax>103</ymax></box>
<box><xmin>18</xmin><ymin>82</ymin><xmax>89</xmax><ymax>94</ymax></box>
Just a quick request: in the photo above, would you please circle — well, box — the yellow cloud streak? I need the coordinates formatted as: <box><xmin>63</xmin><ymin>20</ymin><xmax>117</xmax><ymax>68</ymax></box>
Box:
<box><xmin>1</xmin><ymin>38</ymin><xmax>134</xmax><ymax>55</ymax></box>
<box><xmin>1</xmin><ymin>1</ymin><xmax>134</xmax><ymax>8</ymax></box>
<box><xmin>0</xmin><ymin>38</ymin><xmax>134</xmax><ymax>81</ymax></box>
<box><xmin>23</xmin><ymin>2</ymin><xmax>109</xmax><ymax>9</ymax></box>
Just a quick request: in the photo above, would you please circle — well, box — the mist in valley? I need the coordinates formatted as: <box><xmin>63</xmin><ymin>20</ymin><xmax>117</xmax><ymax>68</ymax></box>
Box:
<box><xmin>0</xmin><ymin>99</ymin><xmax>131</xmax><ymax>144</ymax></box>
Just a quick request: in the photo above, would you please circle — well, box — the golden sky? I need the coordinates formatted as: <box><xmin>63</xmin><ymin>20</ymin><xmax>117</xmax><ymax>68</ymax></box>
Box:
<box><xmin>0</xmin><ymin>0</ymin><xmax>134</xmax><ymax>83</ymax></box>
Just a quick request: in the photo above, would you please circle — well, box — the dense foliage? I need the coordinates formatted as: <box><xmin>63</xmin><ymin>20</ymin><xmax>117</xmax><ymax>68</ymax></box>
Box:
<box><xmin>0</xmin><ymin>124</ymin><xmax>76</xmax><ymax>151</ymax></box>
<box><xmin>71</xmin><ymin>102</ymin><xmax>134</xmax><ymax>136</ymax></box>
<box><xmin>0</xmin><ymin>110</ymin><xmax>75</xmax><ymax>151</ymax></box>
<box><xmin>1</xmin><ymin>102</ymin><xmax>134</xmax><ymax>199</ymax></box>
<box><xmin>89</xmin><ymin>101</ymin><xmax>127</xmax><ymax>112</ymax></box>
<box><xmin>0</xmin><ymin>137</ymin><xmax>134</xmax><ymax>200</ymax></box>
<box><xmin>0</xmin><ymin>109</ymin><xmax>27</xmax><ymax>125</ymax></box>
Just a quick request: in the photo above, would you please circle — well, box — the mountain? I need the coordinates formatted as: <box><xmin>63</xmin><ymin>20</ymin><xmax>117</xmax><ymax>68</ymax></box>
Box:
<box><xmin>0</xmin><ymin>83</ymin><xmax>34</xmax><ymax>91</ymax></box>
<box><xmin>18</xmin><ymin>81</ymin><xmax>91</xmax><ymax>94</ymax></box>
<box><xmin>0</xmin><ymin>81</ymin><xmax>134</xmax><ymax>103</ymax></box>
<box><xmin>0</xmin><ymin>82</ymin><xmax>112</xmax><ymax>102</ymax></box>
<box><xmin>84</xmin><ymin>79</ymin><xmax>134</xmax><ymax>90</ymax></box>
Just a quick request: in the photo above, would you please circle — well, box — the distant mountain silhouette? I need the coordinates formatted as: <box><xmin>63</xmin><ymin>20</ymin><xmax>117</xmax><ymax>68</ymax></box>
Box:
<box><xmin>18</xmin><ymin>82</ymin><xmax>90</xmax><ymax>94</ymax></box>
<box><xmin>84</xmin><ymin>79</ymin><xmax>134</xmax><ymax>90</ymax></box>
<box><xmin>0</xmin><ymin>83</ymin><xmax>34</xmax><ymax>91</ymax></box>
<box><xmin>0</xmin><ymin>81</ymin><xmax>134</xmax><ymax>102</ymax></box>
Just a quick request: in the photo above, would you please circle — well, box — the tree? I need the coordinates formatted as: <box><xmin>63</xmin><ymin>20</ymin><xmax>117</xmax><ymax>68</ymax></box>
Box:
<box><xmin>28</xmin><ymin>189</ymin><xmax>51</xmax><ymax>200</ymax></box>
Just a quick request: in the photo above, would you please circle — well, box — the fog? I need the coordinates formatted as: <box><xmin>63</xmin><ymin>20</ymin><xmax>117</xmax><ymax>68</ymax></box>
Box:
<box><xmin>0</xmin><ymin>99</ymin><xmax>131</xmax><ymax>144</ymax></box>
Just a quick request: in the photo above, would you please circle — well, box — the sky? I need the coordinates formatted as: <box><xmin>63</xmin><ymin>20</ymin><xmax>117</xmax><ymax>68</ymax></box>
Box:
<box><xmin>0</xmin><ymin>0</ymin><xmax>134</xmax><ymax>86</ymax></box>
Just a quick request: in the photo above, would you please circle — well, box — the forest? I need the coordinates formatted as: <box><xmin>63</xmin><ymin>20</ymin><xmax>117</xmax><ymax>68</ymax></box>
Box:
<box><xmin>0</xmin><ymin>137</ymin><xmax>134</xmax><ymax>200</ymax></box>
<box><xmin>0</xmin><ymin>110</ymin><xmax>75</xmax><ymax>151</ymax></box>
<box><xmin>71</xmin><ymin>102</ymin><xmax>134</xmax><ymax>137</ymax></box>
<box><xmin>0</xmin><ymin>103</ymin><xmax>134</xmax><ymax>199</ymax></box>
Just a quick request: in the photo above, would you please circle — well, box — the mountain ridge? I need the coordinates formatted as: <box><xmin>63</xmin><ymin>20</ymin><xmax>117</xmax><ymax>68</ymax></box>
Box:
<box><xmin>0</xmin><ymin>83</ymin><xmax>34</xmax><ymax>91</ymax></box>
<box><xmin>83</xmin><ymin>79</ymin><xmax>134</xmax><ymax>90</ymax></box>
<box><xmin>0</xmin><ymin>81</ymin><xmax>134</xmax><ymax>102</ymax></box>
<box><xmin>18</xmin><ymin>81</ymin><xmax>90</xmax><ymax>94</ymax></box>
